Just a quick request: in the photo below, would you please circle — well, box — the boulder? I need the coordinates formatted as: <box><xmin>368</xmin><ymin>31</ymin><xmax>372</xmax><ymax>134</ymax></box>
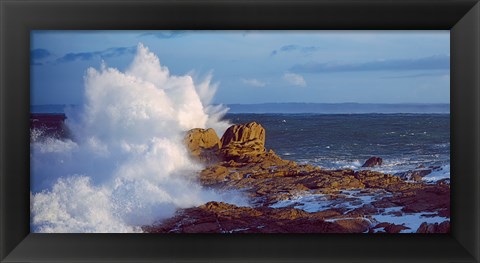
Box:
<box><xmin>372</xmin><ymin>223</ymin><xmax>410</xmax><ymax>233</ymax></box>
<box><xmin>334</xmin><ymin>218</ymin><xmax>371</xmax><ymax>233</ymax></box>
<box><xmin>362</xmin><ymin>157</ymin><xmax>383</xmax><ymax>167</ymax></box>
<box><xmin>383</xmin><ymin>223</ymin><xmax>410</xmax><ymax>233</ymax></box>
<box><xmin>219</xmin><ymin>122</ymin><xmax>267</xmax><ymax>162</ymax></box>
<box><xmin>416</xmin><ymin>221</ymin><xmax>450</xmax><ymax>233</ymax></box>
<box><xmin>184</xmin><ymin>128</ymin><xmax>221</xmax><ymax>163</ymax></box>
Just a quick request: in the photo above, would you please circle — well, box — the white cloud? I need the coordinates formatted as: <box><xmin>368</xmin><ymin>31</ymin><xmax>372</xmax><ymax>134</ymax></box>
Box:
<box><xmin>283</xmin><ymin>73</ymin><xmax>306</xmax><ymax>87</ymax></box>
<box><xmin>241</xmin><ymin>78</ymin><xmax>267</xmax><ymax>87</ymax></box>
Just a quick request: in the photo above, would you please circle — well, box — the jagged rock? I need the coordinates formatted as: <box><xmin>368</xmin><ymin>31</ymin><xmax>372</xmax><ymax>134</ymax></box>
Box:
<box><xmin>395</xmin><ymin>169</ymin><xmax>432</xmax><ymax>181</ymax></box>
<box><xmin>354</xmin><ymin>170</ymin><xmax>411</xmax><ymax>192</ymax></box>
<box><xmin>144</xmin><ymin>202</ymin><xmax>372</xmax><ymax>233</ymax></box>
<box><xmin>372</xmin><ymin>223</ymin><xmax>410</xmax><ymax>233</ymax></box>
<box><xmin>416</xmin><ymin>221</ymin><xmax>450</xmax><ymax>233</ymax></box>
<box><xmin>334</xmin><ymin>218</ymin><xmax>371</xmax><ymax>233</ymax></box>
<box><xmin>370</xmin><ymin>184</ymin><xmax>450</xmax><ymax>217</ymax></box>
<box><xmin>362</xmin><ymin>157</ymin><xmax>383</xmax><ymax>167</ymax></box>
<box><xmin>184</xmin><ymin>128</ymin><xmax>221</xmax><ymax>163</ymax></box>
<box><xmin>219</xmin><ymin>122</ymin><xmax>267</xmax><ymax>162</ymax></box>
<box><xmin>165</xmin><ymin>122</ymin><xmax>450</xmax><ymax>234</ymax></box>
<box><xmin>384</xmin><ymin>224</ymin><xmax>410</xmax><ymax>233</ymax></box>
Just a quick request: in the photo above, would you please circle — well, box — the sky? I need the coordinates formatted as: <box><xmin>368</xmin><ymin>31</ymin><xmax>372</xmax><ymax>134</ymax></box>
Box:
<box><xmin>30</xmin><ymin>30</ymin><xmax>450</xmax><ymax>105</ymax></box>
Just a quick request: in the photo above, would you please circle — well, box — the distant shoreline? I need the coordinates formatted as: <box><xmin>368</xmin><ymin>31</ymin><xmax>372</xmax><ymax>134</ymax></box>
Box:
<box><xmin>224</xmin><ymin>103</ymin><xmax>450</xmax><ymax>114</ymax></box>
<box><xmin>31</xmin><ymin>102</ymin><xmax>450</xmax><ymax>114</ymax></box>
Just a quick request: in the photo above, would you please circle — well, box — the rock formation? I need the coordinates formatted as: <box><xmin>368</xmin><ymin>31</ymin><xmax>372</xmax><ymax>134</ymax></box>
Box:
<box><xmin>184</xmin><ymin>128</ymin><xmax>221</xmax><ymax>163</ymax></box>
<box><xmin>219</xmin><ymin>122</ymin><xmax>267</xmax><ymax>162</ymax></box>
<box><xmin>395</xmin><ymin>166</ymin><xmax>441</xmax><ymax>181</ymax></box>
<box><xmin>143</xmin><ymin>201</ymin><xmax>372</xmax><ymax>233</ymax></box>
<box><xmin>153</xmin><ymin>121</ymin><xmax>451</xmax><ymax>234</ymax></box>
<box><xmin>416</xmin><ymin>221</ymin><xmax>450</xmax><ymax>233</ymax></box>
<box><xmin>362</xmin><ymin>157</ymin><xmax>383</xmax><ymax>167</ymax></box>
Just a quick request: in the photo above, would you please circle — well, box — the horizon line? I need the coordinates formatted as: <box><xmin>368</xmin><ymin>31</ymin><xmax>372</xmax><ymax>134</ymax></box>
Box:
<box><xmin>32</xmin><ymin>102</ymin><xmax>451</xmax><ymax>106</ymax></box>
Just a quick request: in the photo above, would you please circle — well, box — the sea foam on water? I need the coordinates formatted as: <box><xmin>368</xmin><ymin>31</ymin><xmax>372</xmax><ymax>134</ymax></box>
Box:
<box><xmin>30</xmin><ymin>43</ymin><xmax>238</xmax><ymax>233</ymax></box>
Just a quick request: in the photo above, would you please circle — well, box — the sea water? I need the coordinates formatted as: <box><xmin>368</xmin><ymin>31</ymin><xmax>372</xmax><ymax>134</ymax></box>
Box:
<box><xmin>224</xmin><ymin>113</ymin><xmax>450</xmax><ymax>181</ymax></box>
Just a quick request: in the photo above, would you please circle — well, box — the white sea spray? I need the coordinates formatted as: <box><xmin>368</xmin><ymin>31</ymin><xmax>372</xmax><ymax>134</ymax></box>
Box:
<box><xmin>30</xmin><ymin>43</ymin><xmax>244</xmax><ymax>233</ymax></box>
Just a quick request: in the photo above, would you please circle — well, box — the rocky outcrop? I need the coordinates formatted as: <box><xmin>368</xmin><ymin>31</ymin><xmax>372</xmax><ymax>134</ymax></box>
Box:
<box><xmin>395</xmin><ymin>166</ymin><xmax>441</xmax><ymax>181</ymax></box>
<box><xmin>416</xmin><ymin>221</ymin><xmax>450</xmax><ymax>233</ymax></box>
<box><xmin>144</xmin><ymin>201</ymin><xmax>371</xmax><ymax>233</ymax></box>
<box><xmin>184</xmin><ymin>128</ymin><xmax>221</xmax><ymax>163</ymax></box>
<box><xmin>362</xmin><ymin>157</ymin><xmax>383</xmax><ymax>167</ymax></box>
<box><xmin>219</xmin><ymin>122</ymin><xmax>267</xmax><ymax>162</ymax></box>
<box><xmin>170</xmin><ymin>122</ymin><xmax>451</xmax><ymax>234</ymax></box>
<box><xmin>371</xmin><ymin>222</ymin><xmax>411</xmax><ymax>233</ymax></box>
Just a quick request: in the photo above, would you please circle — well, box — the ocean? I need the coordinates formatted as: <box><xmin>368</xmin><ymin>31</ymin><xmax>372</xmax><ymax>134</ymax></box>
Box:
<box><xmin>30</xmin><ymin>106</ymin><xmax>451</xmax><ymax>182</ymax></box>
<box><xmin>30</xmin><ymin>110</ymin><xmax>450</xmax><ymax>233</ymax></box>
<box><xmin>223</xmin><ymin>113</ymin><xmax>450</xmax><ymax>181</ymax></box>
<box><xmin>28</xmin><ymin>43</ymin><xmax>450</xmax><ymax>233</ymax></box>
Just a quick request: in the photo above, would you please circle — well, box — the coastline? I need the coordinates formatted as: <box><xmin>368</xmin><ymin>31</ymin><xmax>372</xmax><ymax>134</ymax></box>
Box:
<box><xmin>144</xmin><ymin>121</ymin><xmax>450</xmax><ymax>233</ymax></box>
<box><xmin>29</xmin><ymin>114</ymin><xmax>450</xmax><ymax>233</ymax></box>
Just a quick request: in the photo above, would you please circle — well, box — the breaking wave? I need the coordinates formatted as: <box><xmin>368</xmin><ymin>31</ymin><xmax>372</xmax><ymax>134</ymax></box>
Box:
<box><xmin>30</xmin><ymin>43</ymin><xmax>241</xmax><ymax>233</ymax></box>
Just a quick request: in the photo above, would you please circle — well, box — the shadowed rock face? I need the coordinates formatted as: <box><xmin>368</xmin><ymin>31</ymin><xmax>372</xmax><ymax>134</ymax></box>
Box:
<box><xmin>184</xmin><ymin>128</ymin><xmax>221</xmax><ymax>163</ymax></box>
<box><xmin>143</xmin><ymin>201</ymin><xmax>371</xmax><ymax>234</ymax></box>
<box><xmin>362</xmin><ymin>157</ymin><xmax>383</xmax><ymax>167</ymax></box>
<box><xmin>145</xmin><ymin>121</ymin><xmax>450</xmax><ymax>234</ymax></box>
<box><xmin>416</xmin><ymin>221</ymin><xmax>450</xmax><ymax>233</ymax></box>
<box><xmin>394</xmin><ymin>166</ymin><xmax>442</xmax><ymax>182</ymax></box>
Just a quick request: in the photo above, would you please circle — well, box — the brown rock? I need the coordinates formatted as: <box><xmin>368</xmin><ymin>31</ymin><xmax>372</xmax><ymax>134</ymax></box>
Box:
<box><xmin>219</xmin><ymin>122</ymin><xmax>267</xmax><ymax>162</ymax></box>
<box><xmin>384</xmin><ymin>224</ymin><xmax>410</xmax><ymax>233</ymax></box>
<box><xmin>399</xmin><ymin>185</ymin><xmax>450</xmax><ymax>215</ymax></box>
<box><xmin>362</xmin><ymin>157</ymin><xmax>383</xmax><ymax>167</ymax></box>
<box><xmin>145</xmin><ymin>202</ymin><xmax>372</xmax><ymax>234</ymax></box>
<box><xmin>184</xmin><ymin>128</ymin><xmax>221</xmax><ymax>163</ymax></box>
<box><xmin>334</xmin><ymin>218</ymin><xmax>371</xmax><ymax>233</ymax></box>
<box><xmin>220</xmin><ymin>121</ymin><xmax>266</xmax><ymax>147</ymax></box>
<box><xmin>199</xmin><ymin>165</ymin><xmax>231</xmax><ymax>184</ymax></box>
<box><xmin>372</xmin><ymin>223</ymin><xmax>410</xmax><ymax>233</ymax></box>
<box><xmin>168</xmin><ymin>122</ymin><xmax>450</xmax><ymax>234</ymax></box>
<box><xmin>416</xmin><ymin>221</ymin><xmax>450</xmax><ymax>233</ymax></box>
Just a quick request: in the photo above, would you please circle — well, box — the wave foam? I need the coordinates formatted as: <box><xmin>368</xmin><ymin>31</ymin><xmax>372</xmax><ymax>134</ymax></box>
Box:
<box><xmin>30</xmin><ymin>43</ymin><xmax>239</xmax><ymax>233</ymax></box>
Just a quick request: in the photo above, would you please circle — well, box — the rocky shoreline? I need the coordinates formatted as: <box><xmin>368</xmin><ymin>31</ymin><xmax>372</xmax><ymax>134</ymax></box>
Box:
<box><xmin>144</xmin><ymin>121</ymin><xmax>450</xmax><ymax>233</ymax></box>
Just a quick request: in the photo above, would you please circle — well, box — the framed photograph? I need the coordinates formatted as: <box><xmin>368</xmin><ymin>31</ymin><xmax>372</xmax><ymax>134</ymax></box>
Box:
<box><xmin>1</xmin><ymin>0</ymin><xmax>479</xmax><ymax>262</ymax></box>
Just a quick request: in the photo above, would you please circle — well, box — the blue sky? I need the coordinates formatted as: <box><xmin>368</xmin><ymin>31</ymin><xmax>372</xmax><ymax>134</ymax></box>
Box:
<box><xmin>31</xmin><ymin>30</ymin><xmax>450</xmax><ymax>105</ymax></box>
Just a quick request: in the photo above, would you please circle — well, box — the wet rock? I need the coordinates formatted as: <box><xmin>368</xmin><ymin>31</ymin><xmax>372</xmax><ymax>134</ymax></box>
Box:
<box><xmin>416</xmin><ymin>221</ymin><xmax>450</xmax><ymax>233</ymax></box>
<box><xmin>436</xmin><ymin>178</ymin><xmax>450</xmax><ymax>185</ymax></box>
<box><xmin>372</xmin><ymin>222</ymin><xmax>410</xmax><ymax>233</ymax></box>
<box><xmin>334</xmin><ymin>218</ymin><xmax>371</xmax><ymax>233</ymax></box>
<box><xmin>144</xmin><ymin>202</ymin><xmax>373</xmax><ymax>234</ymax></box>
<box><xmin>184</xmin><ymin>128</ymin><xmax>221</xmax><ymax>163</ymax></box>
<box><xmin>354</xmin><ymin>170</ymin><xmax>412</xmax><ymax>192</ymax></box>
<box><xmin>159</xmin><ymin>122</ymin><xmax>450</xmax><ymax>234</ymax></box>
<box><xmin>384</xmin><ymin>224</ymin><xmax>410</xmax><ymax>233</ymax></box>
<box><xmin>395</xmin><ymin>169</ymin><xmax>432</xmax><ymax>181</ymax></box>
<box><xmin>362</xmin><ymin>157</ymin><xmax>383</xmax><ymax>167</ymax></box>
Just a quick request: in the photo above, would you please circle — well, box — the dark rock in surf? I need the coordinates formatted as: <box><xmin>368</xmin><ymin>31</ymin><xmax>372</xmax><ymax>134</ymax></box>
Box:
<box><xmin>362</xmin><ymin>157</ymin><xmax>383</xmax><ymax>167</ymax></box>
<box><xmin>395</xmin><ymin>169</ymin><xmax>432</xmax><ymax>182</ymax></box>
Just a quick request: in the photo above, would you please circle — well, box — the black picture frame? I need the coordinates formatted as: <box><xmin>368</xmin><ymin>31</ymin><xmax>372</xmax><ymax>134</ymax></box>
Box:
<box><xmin>1</xmin><ymin>0</ymin><xmax>479</xmax><ymax>262</ymax></box>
